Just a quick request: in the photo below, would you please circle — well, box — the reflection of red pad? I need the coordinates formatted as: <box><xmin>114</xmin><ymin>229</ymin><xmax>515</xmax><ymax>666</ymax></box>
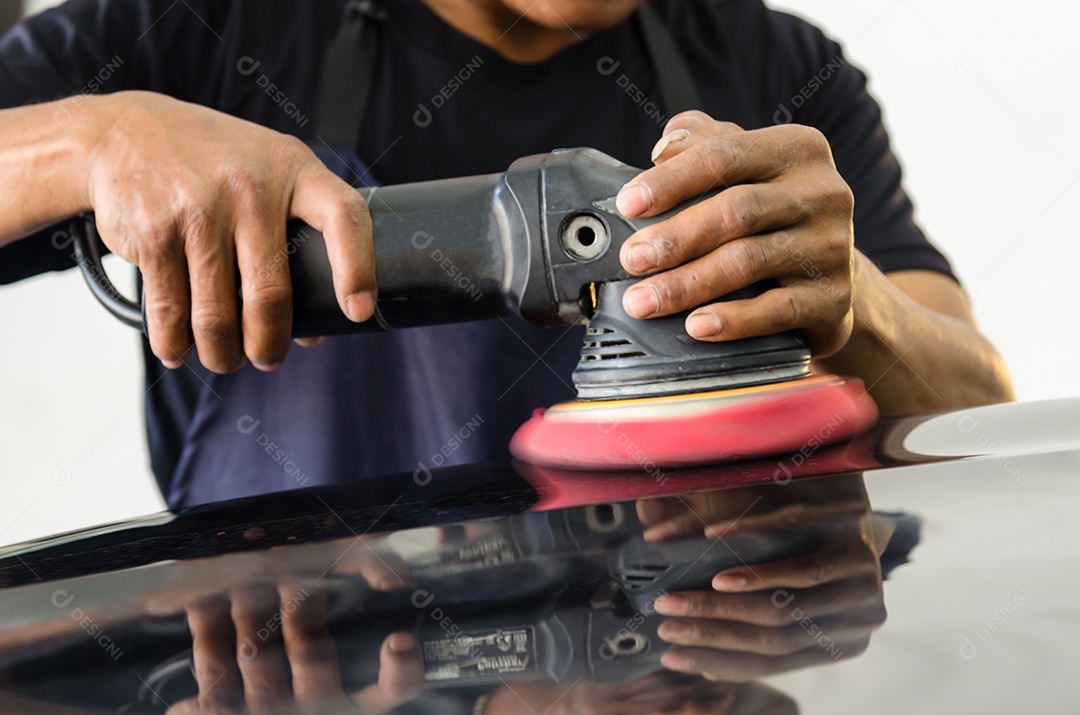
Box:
<box><xmin>510</xmin><ymin>376</ymin><xmax>879</xmax><ymax>470</ymax></box>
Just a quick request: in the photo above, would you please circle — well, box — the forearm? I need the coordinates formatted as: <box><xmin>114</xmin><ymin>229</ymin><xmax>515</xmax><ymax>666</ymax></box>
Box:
<box><xmin>819</xmin><ymin>252</ymin><xmax>1014</xmax><ymax>414</ymax></box>
<box><xmin>0</xmin><ymin>96</ymin><xmax>104</xmax><ymax>247</ymax></box>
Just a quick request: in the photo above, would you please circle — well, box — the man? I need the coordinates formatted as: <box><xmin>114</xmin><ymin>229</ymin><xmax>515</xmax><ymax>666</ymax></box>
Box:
<box><xmin>0</xmin><ymin>0</ymin><xmax>1013</xmax><ymax>506</ymax></box>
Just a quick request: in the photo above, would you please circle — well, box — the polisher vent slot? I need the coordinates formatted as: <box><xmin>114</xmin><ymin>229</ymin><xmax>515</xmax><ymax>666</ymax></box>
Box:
<box><xmin>580</xmin><ymin>324</ymin><xmax>649</xmax><ymax>362</ymax></box>
<box><xmin>582</xmin><ymin>351</ymin><xmax>648</xmax><ymax>361</ymax></box>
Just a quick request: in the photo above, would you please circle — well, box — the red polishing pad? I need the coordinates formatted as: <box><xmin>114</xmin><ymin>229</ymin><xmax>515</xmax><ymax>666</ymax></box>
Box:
<box><xmin>510</xmin><ymin>375</ymin><xmax>878</xmax><ymax>470</ymax></box>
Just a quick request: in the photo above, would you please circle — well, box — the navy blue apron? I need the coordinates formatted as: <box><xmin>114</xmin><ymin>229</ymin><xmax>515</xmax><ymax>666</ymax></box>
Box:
<box><xmin>166</xmin><ymin>1</ymin><xmax>701</xmax><ymax>507</ymax></box>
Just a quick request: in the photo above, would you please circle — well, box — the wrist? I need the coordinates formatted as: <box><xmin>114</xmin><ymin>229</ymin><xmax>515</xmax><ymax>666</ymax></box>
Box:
<box><xmin>67</xmin><ymin>93</ymin><xmax>120</xmax><ymax>214</ymax></box>
<box><xmin>818</xmin><ymin>252</ymin><xmax>891</xmax><ymax>374</ymax></box>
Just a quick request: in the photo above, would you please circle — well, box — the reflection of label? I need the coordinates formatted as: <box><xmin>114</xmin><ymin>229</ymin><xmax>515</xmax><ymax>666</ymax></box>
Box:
<box><xmin>410</xmin><ymin>535</ymin><xmax>517</xmax><ymax>579</ymax></box>
<box><xmin>424</xmin><ymin>627</ymin><xmax>536</xmax><ymax>681</ymax></box>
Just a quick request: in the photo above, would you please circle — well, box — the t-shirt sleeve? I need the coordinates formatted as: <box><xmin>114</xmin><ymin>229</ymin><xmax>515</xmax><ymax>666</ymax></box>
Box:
<box><xmin>767</xmin><ymin>10</ymin><xmax>955</xmax><ymax>280</ymax></box>
<box><xmin>0</xmin><ymin>0</ymin><xmax>219</xmax><ymax>284</ymax></box>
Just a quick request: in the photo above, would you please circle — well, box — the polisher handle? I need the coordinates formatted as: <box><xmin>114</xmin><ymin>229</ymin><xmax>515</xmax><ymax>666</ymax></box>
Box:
<box><xmin>71</xmin><ymin>148</ymin><xmax>661</xmax><ymax>336</ymax></box>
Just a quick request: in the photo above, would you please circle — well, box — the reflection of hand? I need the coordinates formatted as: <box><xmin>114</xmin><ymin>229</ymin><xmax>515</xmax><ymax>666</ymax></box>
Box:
<box><xmin>482</xmin><ymin>671</ymin><xmax>798</xmax><ymax>715</ymax></box>
<box><xmin>637</xmin><ymin>478</ymin><xmax>870</xmax><ymax>543</ymax></box>
<box><xmin>636</xmin><ymin>477</ymin><xmax>888</xmax><ymax>681</ymax></box>
<box><xmin>166</xmin><ymin>584</ymin><xmax>422</xmax><ymax>714</ymax></box>
<box><xmin>143</xmin><ymin>535</ymin><xmax>409</xmax><ymax>617</ymax></box>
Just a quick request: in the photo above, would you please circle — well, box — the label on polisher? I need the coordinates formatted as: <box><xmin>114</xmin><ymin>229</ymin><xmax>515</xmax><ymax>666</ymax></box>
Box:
<box><xmin>424</xmin><ymin>626</ymin><xmax>537</xmax><ymax>682</ymax></box>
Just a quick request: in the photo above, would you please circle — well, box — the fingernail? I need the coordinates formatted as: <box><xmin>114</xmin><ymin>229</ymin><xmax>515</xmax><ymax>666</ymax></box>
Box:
<box><xmin>616</xmin><ymin>183</ymin><xmax>650</xmax><ymax>217</ymax></box>
<box><xmin>659</xmin><ymin>621</ymin><xmax>693</xmax><ymax>640</ymax></box>
<box><xmin>686</xmin><ymin>312</ymin><xmax>722</xmax><ymax>338</ymax></box>
<box><xmin>712</xmin><ymin>572</ymin><xmax>748</xmax><ymax>591</ymax></box>
<box><xmin>624</xmin><ymin>242</ymin><xmax>659</xmax><ymax>273</ymax></box>
<box><xmin>655</xmin><ymin>594</ymin><xmax>688</xmax><ymax>615</ymax></box>
<box><xmin>389</xmin><ymin>632</ymin><xmax>416</xmax><ymax>655</ymax></box>
<box><xmin>624</xmin><ymin>284</ymin><xmax>660</xmax><ymax>318</ymax></box>
<box><xmin>642</xmin><ymin>525</ymin><xmax>669</xmax><ymax>543</ymax></box>
<box><xmin>161</xmin><ymin>358</ymin><xmax>183</xmax><ymax>370</ymax></box>
<box><xmin>651</xmin><ymin>128</ymin><xmax>690</xmax><ymax>162</ymax></box>
<box><xmin>345</xmin><ymin>291</ymin><xmax>375</xmax><ymax>322</ymax></box>
<box><xmin>660</xmin><ymin>651</ymin><xmax>693</xmax><ymax>671</ymax></box>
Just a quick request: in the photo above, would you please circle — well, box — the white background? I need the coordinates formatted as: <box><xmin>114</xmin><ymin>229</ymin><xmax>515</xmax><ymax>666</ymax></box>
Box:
<box><xmin>2</xmin><ymin>0</ymin><xmax>1079</xmax><ymax>545</ymax></box>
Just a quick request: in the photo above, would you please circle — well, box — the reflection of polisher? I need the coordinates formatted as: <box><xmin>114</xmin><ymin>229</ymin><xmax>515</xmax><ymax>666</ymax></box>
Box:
<box><xmin>318</xmin><ymin>507</ymin><xmax>813</xmax><ymax>687</ymax></box>
<box><xmin>135</xmin><ymin>504</ymin><xmax>815</xmax><ymax>703</ymax></box>
<box><xmin>72</xmin><ymin>148</ymin><xmax>876</xmax><ymax>468</ymax></box>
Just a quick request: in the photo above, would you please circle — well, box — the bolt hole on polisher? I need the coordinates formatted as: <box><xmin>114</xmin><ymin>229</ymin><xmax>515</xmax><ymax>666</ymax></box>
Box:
<box><xmin>70</xmin><ymin>148</ymin><xmax>878</xmax><ymax>470</ymax></box>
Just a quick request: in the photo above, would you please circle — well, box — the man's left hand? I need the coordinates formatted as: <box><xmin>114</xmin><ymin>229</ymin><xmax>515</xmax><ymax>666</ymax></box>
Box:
<box><xmin>616</xmin><ymin>110</ymin><xmax>855</xmax><ymax>357</ymax></box>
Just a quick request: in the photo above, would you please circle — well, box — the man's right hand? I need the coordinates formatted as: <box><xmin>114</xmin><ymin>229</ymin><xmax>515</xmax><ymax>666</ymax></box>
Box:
<box><xmin>81</xmin><ymin>91</ymin><xmax>375</xmax><ymax>372</ymax></box>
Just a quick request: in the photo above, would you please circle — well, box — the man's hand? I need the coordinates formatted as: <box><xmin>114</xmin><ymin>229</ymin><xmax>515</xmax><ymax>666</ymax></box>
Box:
<box><xmin>85</xmin><ymin>91</ymin><xmax>375</xmax><ymax>373</ymax></box>
<box><xmin>168</xmin><ymin>585</ymin><xmax>423</xmax><ymax>715</ymax></box>
<box><xmin>616</xmin><ymin>110</ymin><xmax>855</xmax><ymax>358</ymax></box>
<box><xmin>635</xmin><ymin>477</ymin><xmax>888</xmax><ymax>682</ymax></box>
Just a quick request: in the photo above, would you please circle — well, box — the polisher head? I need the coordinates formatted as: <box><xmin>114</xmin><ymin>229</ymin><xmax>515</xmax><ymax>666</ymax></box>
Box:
<box><xmin>571</xmin><ymin>281</ymin><xmax>811</xmax><ymax>401</ymax></box>
<box><xmin>509</xmin><ymin>375</ymin><xmax>879</xmax><ymax>469</ymax></box>
<box><xmin>511</xmin><ymin>280</ymin><xmax>878</xmax><ymax>469</ymax></box>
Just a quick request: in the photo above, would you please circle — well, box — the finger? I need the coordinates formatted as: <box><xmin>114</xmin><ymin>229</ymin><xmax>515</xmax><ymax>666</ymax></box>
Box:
<box><xmin>664</xmin><ymin>111</ymin><xmax>744</xmax><ymax>138</ymax></box>
<box><xmin>635</xmin><ymin>496</ymin><xmax>682</xmax><ymax>528</ymax></box>
<box><xmin>617</xmin><ymin>127</ymin><xmax>798</xmax><ymax>218</ymax></box>
<box><xmin>710</xmin><ymin>540</ymin><xmax>881</xmax><ymax>592</ymax></box>
<box><xmin>642</xmin><ymin>511</ymin><xmax>705</xmax><ymax>543</ymax></box>
<box><xmin>137</xmin><ymin>222</ymin><xmax>193</xmax><ymax>369</ymax></box>
<box><xmin>163</xmin><ymin>698</ymin><xmax>197</xmax><ymax>715</ymax></box>
<box><xmin>661</xmin><ymin>637</ymin><xmax>870</xmax><ymax>682</ymax></box>
<box><xmin>681</xmin><ymin>284</ymin><xmax>848</xmax><ymax>353</ymax></box>
<box><xmin>279</xmin><ymin>584</ymin><xmax>344</xmax><ymax>699</ymax></box>
<box><xmin>656</xmin><ymin>577</ymin><xmax>884</xmax><ymax>626</ymax></box>
<box><xmin>351</xmin><ymin>632</ymin><xmax>425</xmax><ymax>713</ymax></box>
<box><xmin>235</xmin><ymin>209</ymin><xmax>292</xmax><ymax>371</ymax></box>
<box><xmin>657</xmin><ymin>612</ymin><xmax>883</xmax><ymax>656</ymax></box>
<box><xmin>650</xmin><ymin>128</ymin><xmax>692</xmax><ymax>164</ymax></box>
<box><xmin>185</xmin><ymin>214</ymin><xmax>244</xmax><ymax>373</ymax></box>
<box><xmin>186</xmin><ymin>595</ymin><xmax>244</xmax><ymax>710</ymax></box>
<box><xmin>331</xmin><ymin>542</ymin><xmax>411</xmax><ymax>591</ymax></box>
<box><xmin>295</xmin><ymin>336</ymin><xmax>325</xmax><ymax>348</ymax></box>
<box><xmin>652</xmin><ymin>112</ymin><xmax>745</xmax><ymax>164</ymax></box>
<box><xmin>619</xmin><ymin>186</ymin><xmax>804</xmax><ymax>277</ymax></box>
<box><xmin>291</xmin><ymin>161</ymin><xmax>376</xmax><ymax>324</ymax></box>
<box><xmin>702</xmin><ymin>502</ymin><xmax>870</xmax><ymax>539</ymax></box>
<box><xmin>622</xmin><ymin>235</ymin><xmax>790</xmax><ymax>321</ymax></box>
<box><xmin>231</xmin><ymin>586</ymin><xmax>291</xmax><ymax>706</ymax></box>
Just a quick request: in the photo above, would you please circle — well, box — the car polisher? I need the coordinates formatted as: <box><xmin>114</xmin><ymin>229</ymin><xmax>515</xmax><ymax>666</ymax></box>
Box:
<box><xmin>70</xmin><ymin>148</ymin><xmax>877</xmax><ymax>469</ymax></box>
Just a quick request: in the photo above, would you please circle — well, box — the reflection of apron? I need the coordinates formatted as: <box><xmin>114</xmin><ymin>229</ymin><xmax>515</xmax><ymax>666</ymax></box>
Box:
<box><xmin>167</xmin><ymin>1</ymin><xmax>702</xmax><ymax>507</ymax></box>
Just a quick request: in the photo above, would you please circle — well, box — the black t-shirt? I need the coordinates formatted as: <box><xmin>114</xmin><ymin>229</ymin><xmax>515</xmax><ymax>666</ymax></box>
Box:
<box><xmin>0</xmin><ymin>0</ymin><xmax>954</xmax><ymax>500</ymax></box>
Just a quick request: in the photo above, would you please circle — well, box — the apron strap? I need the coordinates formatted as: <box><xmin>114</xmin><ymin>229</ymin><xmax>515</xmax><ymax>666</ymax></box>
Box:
<box><xmin>313</xmin><ymin>0</ymin><xmax>385</xmax><ymax>148</ymax></box>
<box><xmin>313</xmin><ymin>0</ymin><xmax>701</xmax><ymax>153</ymax></box>
<box><xmin>635</xmin><ymin>1</ymin><xmax>703</xmax><ymax>115</ymax></box>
